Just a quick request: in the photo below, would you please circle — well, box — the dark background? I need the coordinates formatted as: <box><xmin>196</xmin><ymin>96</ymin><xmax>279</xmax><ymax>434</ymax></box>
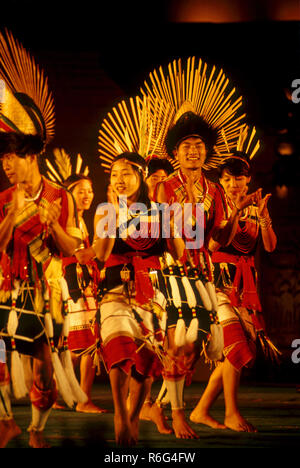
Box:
<box><xmin>1</xmin><ymin>0</ymin><xmax>300</xmax><ymax>382</ymax></box>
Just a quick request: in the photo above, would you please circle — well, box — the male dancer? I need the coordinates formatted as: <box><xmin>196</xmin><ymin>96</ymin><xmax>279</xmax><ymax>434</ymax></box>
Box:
<box><xmin>0</xmin><ymin>31</ymin><xmax>80</xmax><ymax>448</ymax></box>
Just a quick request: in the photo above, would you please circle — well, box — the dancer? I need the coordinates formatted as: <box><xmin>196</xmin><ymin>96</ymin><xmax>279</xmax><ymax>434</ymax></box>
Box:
<box><xmin>91</xmin><ymin>151</ymin><xmax>179</xmax><ymax>446</ymax></box>
<box><xmin>141</xmin><ymin>57</ymin><xmax>256</xmax><ymax>439</ymax></box>
<box><xmin>47</xmin><ymin>150</ymin><xmax>107</xmax><ymax>414</ymax></box>
<box><xmin>139</xmin><ymin>156</ymin><xmax>175</xmax><ymax>434</ymax></box>
<box><xmin>190</xmin><ymin>127</ymin><xmax>279</xmax><ymax>432</ymax></box>
<box><xmin>0</xmin><ymin>30</ymin><xmax>81</xmax><ymax>448</ymax></box>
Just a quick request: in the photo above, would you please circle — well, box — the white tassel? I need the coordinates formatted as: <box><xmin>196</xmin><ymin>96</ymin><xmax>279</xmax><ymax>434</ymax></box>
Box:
<box><xmin>169</xmin><ymin>276</ymin><xmax>182</xmax><ymax>308</ymax></box>
<box><xmin>11</xmin><ymin>350</ymin><xmax>28</xmax><ymax>399</ymax></box>
<box><xmin>181</xmin><ymin>276</ymin><xmax>197</xmax><ymax>308</ymax></box>
<box><xmin>51</xmin><ymin>352</ymin><xmax>75</xmax><ymax>408</ymax></box>
<box><xmin>205</xmin><ymin>282</ymin><xmax>218</xmax><ymax>311</ymax></box>
<box><xmin>169</xmin><ymin>276</ymin><xmax>186</xmax><ymax>347</ymax></box>
<box><xmin>44</xmin><ymin>312</ymin><xmax>54</xmax><ymax>338</ymax></box>
<box><xmin>196</xmin><ymin>279</ymin><xmax>213</xmax><ymax>310</ymax></box>
<box><xmin>205</xmin><ymin>323</ymin><xmax>224</xmax><ymax>361</ymax></box>
<box><xmin>186</xmin><ymin>317</ymin><xmax>199</xmax><ymax>344</ymax></box>
<box><xmin>60</xmin><ymin>349</ymin><xmax>88</xmax><ymax>404</ymax></box>
<box><xmin>58</xmin><ymin>277</ymin><xmax>85</xmax><ymax>402</ymax></box>
<box><xmin>7</xmin><ymin>280</ymin><xmax>20</xmax><ymax>336</ymax></box>
<box><xmin>43</xmin><ymin>286</ymin><xmax>75</xmax><ymax>408</ymax></box>
<box><xmin>7</xmin><ymin>308</ymin><xmax>18</xmax><ymax>336</ymax></box>
<box><xmin>62</xmin><ymin>314</ymin><xmax>70</xmax><ymax>337</ymax></box>
<box><xmin>174</xmin><ymin>318</ymin><xmax>186</xmax><ymax>347</ymax></box>
<box><xmin>59</xmin><ymin>277</ymin><xmax>70</xmax><ymax>302</ymax></box>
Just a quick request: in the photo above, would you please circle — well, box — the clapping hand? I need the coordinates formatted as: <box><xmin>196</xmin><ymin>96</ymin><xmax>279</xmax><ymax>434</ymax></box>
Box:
<box><xmin>255</xmin><ymin>188</ymin><xmax>272</xmax><ymax>217</ymax></box>
<box><xmin>40</xmin><ymin>198</ymin><xmax>61</xmax><ymax>227</ymax></box>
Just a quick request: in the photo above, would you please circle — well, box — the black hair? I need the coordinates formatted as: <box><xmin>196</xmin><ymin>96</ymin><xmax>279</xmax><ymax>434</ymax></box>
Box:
<box><xmin>0</xmin><ymin>132</ymin><xmax>45</xmax><ymax>158</ymax></box>
<box><xmin>147</xmin><ymin>158</ymin><xmax>174</xmax><ymax>178</ymax></box>
<box><xmin>218</xmin><ymin>153</ymin><xmax>251</xmax><ymax>178</ymax></box>
<box><xmin>64</xmin><ymin>173</ymin><xmax>92</xmax><ymax>191</ymax></box>
<box><xmin>111</xmin><ymin>152</ymin><xmax>151</xmax><ymax>207</ymax></box>
<box><xmin>165</xmin><ymin>111</ymin><xmax>218</xmax><ymax>158</ymax></box>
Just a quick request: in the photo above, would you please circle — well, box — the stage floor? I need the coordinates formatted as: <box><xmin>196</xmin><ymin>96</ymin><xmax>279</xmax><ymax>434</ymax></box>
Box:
<box><xmin>5</xmin><ymin>382</ymin><xmax>300</xmax><ymax>450</ymax></box>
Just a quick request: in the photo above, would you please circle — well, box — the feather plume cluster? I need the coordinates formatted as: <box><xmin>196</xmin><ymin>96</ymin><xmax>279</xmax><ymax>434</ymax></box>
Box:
<box><xmin>0</xmin><ymin>29</ymin><xmax>55</xmax><ymax>143</ymax></box>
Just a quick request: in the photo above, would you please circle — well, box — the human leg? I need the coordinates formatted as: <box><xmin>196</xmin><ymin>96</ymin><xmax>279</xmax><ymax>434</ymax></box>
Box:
<box><xmin>189</xmin><ymin>362</ymin><xmax>226</xmax><ymax>428</ymax></box>
<box><xmin>163</xmin><ymin>329</ymin><xmax>199</xmax><ymax>439</ymax></box>
<box><xmin>28</xmin><ymin>342</ymin><xmax>57</xmax><ymax>448</ymax></box>
<box><xmin>222</xmin><ymin>357</ymin><xmax>257</xmax><ymax>432</ymax></box>
<box><xmin>76</xmin><ymin>354</ymin><xmax>108</xmax><ymax>413</ymax></box>
<box><xmin>0</xmin><ymin>362</ymin><xmax>21</xmax><ymax>448</ymax></box>
<box><xmin>109</xmin><ymin>366</ymin><xmax>137</xmax><ymax>446</ymax></box>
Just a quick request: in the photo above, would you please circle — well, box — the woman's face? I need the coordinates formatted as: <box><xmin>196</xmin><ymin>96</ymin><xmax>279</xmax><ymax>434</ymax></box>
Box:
<box><xmin>220</xmin><ymin>169</ymin><xmax>250</xmax><ymax>202</ymax></box>
<box><xmin>72</xmin><ymin>179</ymin><xmax>94</xmax><ymax>212</ymax></box>
<box><xmin>110</xmin><ymin>160</ymin><xmax>141</xmax><ymax>202</ymax></box>
<box><xmin>146</xmin><ymin>169</ymin><xmax>168</xmax><ymax>195</ymax></box>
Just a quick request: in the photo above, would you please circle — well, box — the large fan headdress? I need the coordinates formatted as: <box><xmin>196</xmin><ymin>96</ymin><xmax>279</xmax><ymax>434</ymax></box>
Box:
<box><xmin>140</xmin><ymin>56</ymin><xmax>247</xmax><ymax>169</ymax></box>
<box><xmin>217</xmin><ymin>124</ymin><xmax>261</xmax><ymax>168</ymax></box>
<box><xmin>98</xmin><ymin>95</ymin><xmax>179</xmax><ymax>173</ymax></box>
<box><xmin>0</xmin><ymin>29</ymin><xmax>55</xmax><ymax>147</ymax></box>
<box><xmin>46</xmin><ymin>148</ymin><xmax>89</xmax><ymax>184</ymax></box>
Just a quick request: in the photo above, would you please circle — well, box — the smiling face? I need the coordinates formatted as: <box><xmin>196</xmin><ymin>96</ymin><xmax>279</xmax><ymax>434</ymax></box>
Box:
<box><xmin>173</xmin><ymin>136</ymin><xmax>207</xmax><ymax>172</ymax></box>
<box><xmin>220</xmin><ymin>169</ymin><xmax>251</xmax><ymax>202</ymax></box>
<box><xmin>146</xmin><ymin>169</ymin><xmax>168</xmax><ymax>197</ymax></box>
<box><xmin>1</xmin><ymin>152</ymin><xmax>32</xmax><ymax>185</ymax></box>
<box><xmin>110</xmin><ymin>159</ymin><xmax>141</xmax><ymax>202</ymax></box>
<box><xmin>72</xmin><ymin>179</ymin><xmax>94</xmax><ymax>212</ymax></box>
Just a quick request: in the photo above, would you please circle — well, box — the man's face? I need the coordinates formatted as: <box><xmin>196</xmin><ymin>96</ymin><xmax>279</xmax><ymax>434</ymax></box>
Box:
<box><xmin>1</xmin><ymin>153</ymin><xmax>31</xmax><ymax>185</ymax></box>
<box><xmin>173</xmin><ymin>136</ymin><xmax>207</xmax><ymax>171</ymax></box>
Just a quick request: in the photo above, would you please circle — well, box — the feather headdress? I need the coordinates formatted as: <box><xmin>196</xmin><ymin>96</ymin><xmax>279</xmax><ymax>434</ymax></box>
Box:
<box><xmin>140</xmin><ymin>56</ymin><xmax>247</xmax><ymax>169</ymax></box>
<box><xmin>46</xmin><ymin>148</ymin><xmax>89</xmax><ymax>184</ymax></box>
<box><xmin>216</xmin><ymin>124</ymin><xmax>261</xmax><ymax>167</ymax></box>
<box><xmin>98</xmin><ymin>95</ymin><xmax>178</xmax><ymax>172</ymax></box>
<box><xmin>0</xmin><ymin>29</ymin><xmax>55</xmax><ymax>146</ymax></box>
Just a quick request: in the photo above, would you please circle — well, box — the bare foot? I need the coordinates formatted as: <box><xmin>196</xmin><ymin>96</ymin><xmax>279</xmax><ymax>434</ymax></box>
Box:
<box><xmin>114</xmin><ymin>414</ymin><xmax>137</xmax><ymax>447</ymax></box>
<box><xmin>52</xmin><ymin>402</ymin><xmax>66</xmax><ymax>410</ymax></box>
<box><xmin>172</xmin><ymin>409</ymin><xmax>199</xmax><ymax>439</ymax></box>
<box><xmin>225</xmin><ymin>413</ymin><xmax>257</xmax><ymax>432</ymax></box>
<box><xmin>149</xmin><ymin>403</ymin><xmax>173</xmax><ymax>434</ymax></box>
<box><xmin>190</xmin><ymin>408</ymin><xmax>226</xmax><ymax>429</ymax></box>
<box><xmin>139</xmin><ymin>402</ymin><xmax>152</xmax><ymax>421</ymax></box>
<box><xmin>76</xmin><ymin>401</ymin><xmax>108</xmax><ymax>414</ymax></box>
<box><xmin>29</xmin><ymin>430</ymin><xmax>51</xmax><ymax>448</ymax></box>
<box><xmin>0</xmin><ymin>419</ymin><xmax>22</xmax><ymax>448</ymax></box>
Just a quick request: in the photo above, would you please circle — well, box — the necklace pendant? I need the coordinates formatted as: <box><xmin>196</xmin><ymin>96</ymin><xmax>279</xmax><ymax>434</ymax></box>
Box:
<box><xmin>120</xmin><ymin>265</ymin><xmax>131</xmax><ymax>283</ymax></box>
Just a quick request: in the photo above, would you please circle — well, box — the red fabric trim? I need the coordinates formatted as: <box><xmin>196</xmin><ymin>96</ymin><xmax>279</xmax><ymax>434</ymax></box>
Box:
<box><xmin>105</xmin><ymin>253</ymin><xmax>161</xmax><ymax>305</ymax></box>
<box><xmin>223</xmin><ymin>322</ymin><xmax>256</xmax><ymax>371</ymax></box>
<box><xmin>29</xmin><ymin>381</ymin><xmax>58</xmax><ymax>410</ymax></box>
<box><xmin>212</xmin><ymin>251</ymin><xmax>262</xmax><ymax>312</ymax></box>
<box><xmin>0</xmin><ymin>363</ymin><xmax>10</xmax><ymax>385</ymax></box>
<box><xmin>68</xmin><ymin>323</ymin><xmax>99</xmax><ymax>352</ymax></box>
<box><xmin>102</xmin><ymin>336</ymin><xmax>162</xmax><ymax>379</ymax></box>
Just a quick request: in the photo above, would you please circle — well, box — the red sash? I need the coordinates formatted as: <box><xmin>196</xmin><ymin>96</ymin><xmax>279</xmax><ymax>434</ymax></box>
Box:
<box><xmin>105</xmin><ymin>252</ymin><xmax>161</xmax><ymax>305</ymax></box>
<box><xmin>212</xmin><ymin>251</ymin><xmax>262</xmax><ymax>312</ymax></box>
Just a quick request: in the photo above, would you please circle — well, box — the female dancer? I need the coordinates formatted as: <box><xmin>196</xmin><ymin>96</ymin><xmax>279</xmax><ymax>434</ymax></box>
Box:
<box><xmin>190</xmin><ymin>145</ymin><xmax>278</xmax><ymax>432</ymax></box>
<box><xmin>62</xmin><ymin>173</ymin><xmax>107</xmax><ymax>413</ymax></box>
<box><xmin>83</xmin><ymin>152</ymin><xmax>178</xmax><ymax>446</ymax></box>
